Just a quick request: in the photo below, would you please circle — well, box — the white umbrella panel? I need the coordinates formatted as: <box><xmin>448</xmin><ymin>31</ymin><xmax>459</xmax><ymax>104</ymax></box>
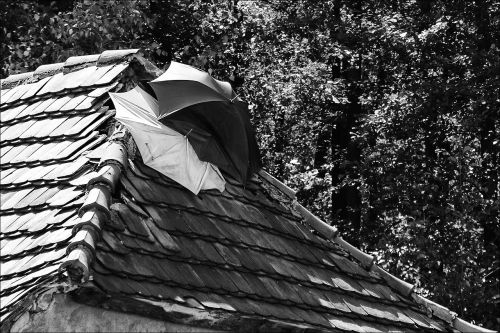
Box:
<box><xmin>109</xmin><ymin>87</ymin><xmax>226</xmax><ymax>195</ymax></box>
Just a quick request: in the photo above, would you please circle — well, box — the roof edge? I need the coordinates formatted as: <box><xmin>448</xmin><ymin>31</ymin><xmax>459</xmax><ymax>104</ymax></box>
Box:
<box><xmin>70</xmin><ymin>285</ymin><xmax>326</xmax><ymax>332</ymax></box>
<box><xmin>259</xmin><ymin>169</ymin><xmax>494</xmax><ymax>333</ymax></box>
<box><xmin>1</xmin><ymin>49</ymin><xmax>142</xmax><ymax>90</ymax></box>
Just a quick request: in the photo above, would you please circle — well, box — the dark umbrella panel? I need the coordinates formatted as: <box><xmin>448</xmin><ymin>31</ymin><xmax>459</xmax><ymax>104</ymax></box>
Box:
<box><xmin>160</xmin><ymin>118</ymin><xmax>236</xmax><ymax>179</ymax></box>
<box><xmin>150</xmin><ymin>61</ymin><xmax>261</xmax><ymax>184</ymax></box>
<box><xmin>161</xmin><ymin>101</ymin><xmax>261</xmax><ymax>184</ymax></box>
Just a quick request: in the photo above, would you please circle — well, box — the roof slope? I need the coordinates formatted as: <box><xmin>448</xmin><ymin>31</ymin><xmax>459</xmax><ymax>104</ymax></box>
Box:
<box><xmin>0</xmin><ymin>49</ymin><xmax>144</xmax><ymax>324</ymax></box>
<box><xmin>89</xmin><ymin>155</ymin><xmax>447</xmax><ymax>332</ymax></box>
<box><xmin>0</xmin><ymin>50</ymin><xmax>493</xmax><ymax>332</ymax></box>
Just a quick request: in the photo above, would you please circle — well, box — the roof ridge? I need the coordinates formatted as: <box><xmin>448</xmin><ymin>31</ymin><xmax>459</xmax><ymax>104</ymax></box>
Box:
<box><xmin>0</xmin><ymin>49</ymin><xmax>141</xmax><ymax>90</ymax></box>
<box><xmin>59</xmin><ymin>124</ymin><xmax>129</xmax><ymax>284</ymax></box>
<box><xmin>257</xmin><ymin>170</ymin><xmax>495</xmax><ymax>333</ymax></box>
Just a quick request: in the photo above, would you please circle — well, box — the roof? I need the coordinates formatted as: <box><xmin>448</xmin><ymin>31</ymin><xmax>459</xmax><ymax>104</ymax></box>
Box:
<box><xmin>0</xmin><ymin>50</ymin><xmax>493</xmax><ymax>332</ymax></box>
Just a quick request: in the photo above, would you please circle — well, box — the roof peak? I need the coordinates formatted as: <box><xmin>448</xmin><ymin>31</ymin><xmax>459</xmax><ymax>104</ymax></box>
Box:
<box><xmin>1</xmin><ymin>49</ymin><xmax>141</xmax><ymax>90</ymax></box>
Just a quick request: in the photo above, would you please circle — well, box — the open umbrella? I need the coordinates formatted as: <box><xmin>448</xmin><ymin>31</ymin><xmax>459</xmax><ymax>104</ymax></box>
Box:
<box><xmin>149</xmin><ymin>62</ymin><xmax>261</xmax><ymax>184</ymax></box>
<box><xmin>109</xmin><ymin>86</ymin><xmax>226</xmax><ymax>194</ymax></box>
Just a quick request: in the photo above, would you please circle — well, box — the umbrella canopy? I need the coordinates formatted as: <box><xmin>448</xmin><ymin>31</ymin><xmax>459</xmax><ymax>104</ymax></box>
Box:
<box><xmin>150</xmin><ymin>62</ymin><xmax>261</xmax><ymax>183</ymax></box>
<box><xmin>109</xmin><ymin>86</ymin><xmax>226</xmax><ymax>194</ymax></box>
<box><xmin>150</xmin><ymin>62</ymin><xmax>237</xmax><ymax>115</ymax></box>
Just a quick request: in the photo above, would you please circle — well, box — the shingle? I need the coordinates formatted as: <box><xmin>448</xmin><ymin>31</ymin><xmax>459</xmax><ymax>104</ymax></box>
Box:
<box><xmin>2</xmin><ymin>144</ymin><xmax>37</xmax><ymax>164</ymax></box>
<box><xmin>264</xmin><ymin>277</ymin><xmax>295</xmax><ymax>302</ymax></box>
<box><xmin>226</xmin><ymin>271</ymin><xmax>256</xmax><ymax>296</ymax></box>
<box><xmin>213</xmin><ymin>243</ymin><xmax>242</xmax><ymax>267</ymax></box>
<box><xmin>11</xmin><ymin>211</ymin><xmax>54</xmax><ymax>235</ymax></box>
<box><xmin>92</xmin><ymin>271</ymin><xmax>135</xmax><ymax>295</ymax></box>
<box><xmin>0</xmin><ymin>236</ymin><xmax>27</xmax><ymax>256</ymax></box>
<box><xmin>206</xmin><ymin>217</ymin><xmax>241</xmax><ymax>241</ymax></box>
<box><xmin>13</xmin><ymin>187</ymin><xmax>52</xmax><ymax>210</ymax></box>
<box><xmin>31</xmin><ymin>228</ymin><xmax>73</xmax><ymax>251</ymax></box>
<box><xmin>0</xmin><ymin>145</ymin><xmax>14</xmax><ymax>158</ymax></box>
<box><xmin>0</xmin><ymin>188</ymin><xmax>34</xmax><ymax>211</ymax></box>
<box><xmin>1</xmin><ymin>119</ymin><xmax>37</xmax><ymax>141</ymax></box>
<box><xmin>183</xmin><ymin>214</ymin><xmax>220</xmax><ymax>238</ymax></box>
<box><xmin>325</xmin><ymin>315</ymin><xmax>366</xmax><ymax>332</ymax></box>
<box><xmin>59</xmin><ymin>113</ymin><xmax>105</xmax><ymax>137</ymax></box>
<box><xmin>342</xmin><ymin>295</ymin><xmax>369</xmax><ymax>317</ymax></box>
<box><xmin>1</xmin><ymin>255</ymin><xmax>35</xmax><ymax>277</ymax></box>
<box><xmin>383</xmin><ymin>304</ymin><xmax>416</xmax><ymax>325</ymax></box>
<box><xmin>40</xmin><ymin>140</ymin><xmax>79</xmax><ymax>162</ymax></box>
<box><xmin>1</xmin><ymin>169</ymin><xmax>17</xmax><ymax>183</ymax></box>
<box><xmin>237</xmin><ymin>274</ymin><xmax>273</xmax><ymax>300</ymax></box>
<box><xmin>1</xmin><ymin>168</ymin><xmax>27</xmax><ymax>185</ymax></box>
<box><xmin>88</xmin><ymin>82</ymin><xmax>119</xmax><ymax>98</ymax></box>
<box><xmin>329</xmin><ymin>270</ymin><xmax>365</xmax><ymax>295</ymax></box>
<box><xmin>149</xmin><ymin>206</ymin><xmax>193</xmax><ymax>233</ymax></box>
<box><xmin>1</xmin><ymin>286</ymin><xmax>35</xmax><ymax>312</ymax></box>
<box><xmin>17</xmin><ymin>141</ymin><xmax>58</xmax><ymax>165</ymax></box>
<box><xmin>28</xmin><ymin>116</ymin><xmax>71</xmax><ymax>138</ymax></box>
<box><xmin>142</xmin><ymin>217</ymin><xmax>180</xmax><ymax>252</ymax></box>
<box><xmin>120</xmin><ymin>173</ymin><xmax>148</xmax><ymax>203</ymax></box>
<box><xmin>51</xmin><ymin>210</ymin><xmax>79</xmax><ymax>227</ymax></box>
<box><xmin>93</xmin><ymin>63</ymin><xmax>128</xmax><ymax>86</ymax></box>
<box><xmin>117</xmin><ymin>233</ymin><xmax>162</xmax><ymax>255</ymax></box>
<box><xmin>264</xmin><ymin>254</ymin><xmax>294</xmax><ymax>277</ymax></box>
<box><xmin>35</xmin><ymin>135</ymin><xmax>93</xmax><ymax>163</ymax></box>
<box><xmin>27</xmin><ymin>186</ymin><xmax>61</xmax><ymax>207</ymax></box>
<box><xmin>19</xmin><ymin>209</ymin><xmax>56</xmax><ymax>233</ymax></box>
<box><xmin>231</xmin><ymin>247</ymin><xmax>268</xmax><ymax>273</ymax></box>
<box><xmin>79</xmin><ymin>65</ymin><xmax>114</xmax><ymax>87</ymax></box>
<box><xmin>18</xmin><ymin>118</ymin><xmax>57</xmax><ymax>140</ymax></box>
<box><xmin>19</xmin><ymin>76</ymin><xmax>51</xmax><ymax>100</ymax></box>
<box><xmin>0</xmin><ymin>213</ymin><xmax>24</xmax><ymax>234</ymax></box>
<box><xmin>44</xmin><ymin>95</ymin><xmax>72</xmax><ymax>113</ymax></box>
<box><xmin>57</xmin><ymin>66</ymin><xmax>98</xmax><ymax>91</ymax></box>
<box><xmin>7</xmin><ymin>144</ymin><xmax>40</xmax><ymax>165</ymax></box>
<box><xmin>3</xmin><ymin>84</ymin><xmax>31</xmax><ymax>104</ymax></box>
<box><xmin>0</xmin><ymin>104</ymin><xmax>29</xmax><ymax>123</ymax></box>
<box><xmin>36</xmin><ymin>72</ymin><xmax>65</xmax><ymax>96</ymax></box>
<box><xmin>192</xmin><ymin>239</ymin><xmax>226</xmax><ymax>265</ymax></box>
<box><xmin>357</xmin><ymin>279</ymin><xmax>385</xmax><ymax>299</ymax></box>
<box><xmin>58</xmin><ymin>94</ymin><xmax>87</xmax><ymax>111</ymax></box>
<box><xmin>16</xmin><ymin>98</ymin><xmax>55</xmax><ymax>119</ymax></box>
<box><xmin>17</xmin><ymin>248</ymin><xmax>66</xmax><ymax>275</ymax></box>
<box><xmin>8</xmin><ymin>165</ymin><xmax>56</xmax><ymax>186</ymax></box>
<box><xmin>96</xmin><ymin>251</ymin><xmax>134</xmax><ymax>275</ymax></box>
<box><xmin>46</xmin><ymin>187</ymin><xmax>82</xmax><ymax>206</ymax></box>
<box><xmin>75</xmin><ymin>96</ymin><xmax>99</xmax><ymax>111</ymax></box>
<box><xmin>114</xmin><ymin>203</ymin><xmax>150</xmax><ymax>238</ymax></box>
<box><xmin>0</xmin><ymin>87</ymin><xmax>13</xmax><ymax>102</ymax></box>
<box><xmin>193</xmin><ymin>265</ymin><xmax>235</xmax><ymax>291</ymax></box>
<box><xmin>2</xmin><ymin>84</ymin><xmax>27</xmax><ymax>103</ymax></box>
<box><xmin>402</xmin><ymin>308</ymin><xmax>435</xmax><ymax>330</ymax></box>
<box><xmin>198</xmin><ymin>293</ymin><xmax>237</xmax><ymax>312</ymax></box>
<box><xmin>45</xmin><ymin>157</ymin><xmax>88</xmax><ymax>181</ymax></box>
<box><xmin>101</xmin><ymin>231</ymin><xmax>131</xmax><ymax>255</ymax></box>
<box><xmin>370</xmin><ymin>283</ymin><xmax>402</xmax><ymax>302</ymax></box>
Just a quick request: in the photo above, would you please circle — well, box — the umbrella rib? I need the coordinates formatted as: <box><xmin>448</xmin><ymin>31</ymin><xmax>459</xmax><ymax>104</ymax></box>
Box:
<box><xmin>145</xmin><ymin>142</ymin><xmax>155</xmax><ymax>160</ymax></box>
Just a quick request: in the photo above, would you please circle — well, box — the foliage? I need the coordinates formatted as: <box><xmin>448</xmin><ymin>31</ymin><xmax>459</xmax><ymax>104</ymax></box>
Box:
<box><xmin>0</xmin><ymin>0</ymin><xmax>152</xmax><ymax>77</ymax></box>
<box><xmin>2</xmin><ymin>0</ymin><xmax>499</xmax><ymax>329</ymax></box>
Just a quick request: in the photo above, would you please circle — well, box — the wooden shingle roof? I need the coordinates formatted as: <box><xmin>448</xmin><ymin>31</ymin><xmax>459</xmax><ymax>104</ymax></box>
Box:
<box><xmin>0</xmin><ymin>50</ymin><xmax>493</xmax><ymax>332</ymax></box>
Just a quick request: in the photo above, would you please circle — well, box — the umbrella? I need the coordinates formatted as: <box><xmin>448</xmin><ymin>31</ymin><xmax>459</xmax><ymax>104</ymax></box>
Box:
<box><xmin>149</xmin><ymin>61</ymin><xmax>261</xmax><ymax>183</ymax></box>
<box><xmin>109</xmin><ymin>86</ymin><xmax>226</xmax><ymax>194</ymax></box>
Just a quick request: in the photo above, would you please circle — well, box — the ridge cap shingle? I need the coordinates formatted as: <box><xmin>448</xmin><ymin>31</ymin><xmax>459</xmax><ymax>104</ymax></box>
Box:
<box><xmin>59</xmin><ymin>125</ymin><xmax>129</xmax><ymax>284</ymax></box>
<box><xmin>258</xmin><ymin>169</ymin><xmax>495</xmax><ymax>333</ymax></box>
<box><xmin>1</xmin><ymin>48</ymin><xmax>141</xmax><ymax>90</ymax></box>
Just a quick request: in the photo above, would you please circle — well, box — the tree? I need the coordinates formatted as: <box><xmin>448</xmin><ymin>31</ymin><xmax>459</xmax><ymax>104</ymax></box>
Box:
<box><xmin>2</xmin><ymin>0</ymin><xmax>498</xmax><ymax>329</ymax></box>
